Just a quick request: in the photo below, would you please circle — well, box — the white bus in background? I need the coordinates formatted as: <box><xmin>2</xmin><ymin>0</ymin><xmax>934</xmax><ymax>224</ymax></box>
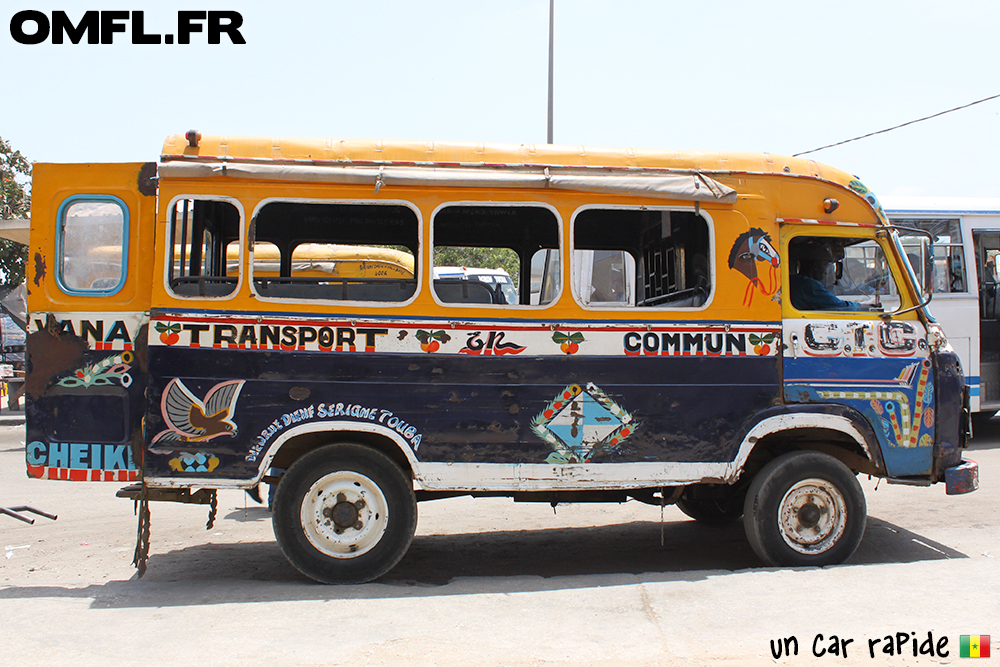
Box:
<box><xmin>882</xmin><ymin>196</ymin><xmax>1000</xmax><ymax>420</ymax></box>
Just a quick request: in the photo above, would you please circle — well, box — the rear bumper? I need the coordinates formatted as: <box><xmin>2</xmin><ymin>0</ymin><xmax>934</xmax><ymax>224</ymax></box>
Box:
<box><xmin>945</xmin><ymin>458</ymin><xmax>979</xmax><ymax>495</ymax></box>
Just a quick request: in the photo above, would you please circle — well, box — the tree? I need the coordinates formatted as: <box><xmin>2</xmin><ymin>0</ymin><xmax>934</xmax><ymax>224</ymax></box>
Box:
<box><xmin>0</xmin><ymin>137</ymin><xmax>30</xmax><ymax>286</ymax></box>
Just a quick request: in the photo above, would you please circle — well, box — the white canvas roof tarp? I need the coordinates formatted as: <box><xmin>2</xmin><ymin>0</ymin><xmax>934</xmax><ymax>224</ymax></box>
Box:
<box><xmin>158</xmin><ymin>162</ymin><xmax>737</xmax><ymax>203</ymax></box>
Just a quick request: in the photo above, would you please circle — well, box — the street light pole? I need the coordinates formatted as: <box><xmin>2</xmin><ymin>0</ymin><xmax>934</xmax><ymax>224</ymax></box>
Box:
<box><xmin>547</xmin><ymin>0</ymin><xmax>554</xmax><ymax>144</ymax></box>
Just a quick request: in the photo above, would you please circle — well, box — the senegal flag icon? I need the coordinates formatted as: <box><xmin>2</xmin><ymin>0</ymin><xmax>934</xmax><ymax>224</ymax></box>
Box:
<box><xmin>960</xmin><ymin>635</ymin><xmax>990</xmax><ymax>658</ymax></box>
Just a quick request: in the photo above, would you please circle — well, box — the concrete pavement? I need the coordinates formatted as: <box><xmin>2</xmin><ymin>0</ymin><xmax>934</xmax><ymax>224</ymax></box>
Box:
<box><xmin>1</xmin><ymin>423</ymin><xmax>997</xmax><ymax>666</ymax></box>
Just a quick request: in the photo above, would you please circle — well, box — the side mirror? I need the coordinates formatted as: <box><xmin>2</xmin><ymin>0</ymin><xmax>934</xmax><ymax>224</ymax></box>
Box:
<box><xmin>923</xmin><ymin>238</ymin><xmax>935</xmax><ymax>296</ymax></box>
<box><xmin>883</xmin><ymin>225</ymin><xmax>935</xmax><ymax>321</ymax></box>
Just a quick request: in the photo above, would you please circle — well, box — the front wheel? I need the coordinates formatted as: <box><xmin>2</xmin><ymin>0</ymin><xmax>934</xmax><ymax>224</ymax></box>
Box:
<box><xmin>272</xmin><ymin>443</ymin><xmax>416</xmax><ymax>584</ymax></box>
<box><xmin>743</xmin><ymin>450</ymin><xmax>866</xmax><ymax>567</ymax></box>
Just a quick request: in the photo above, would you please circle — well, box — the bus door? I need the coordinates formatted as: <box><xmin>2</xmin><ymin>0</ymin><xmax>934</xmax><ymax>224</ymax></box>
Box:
<box><xmin>973</xmin><ymin>230</ymin><xmax>1000</xmax><ymax>413</ymax></box>
<box><xmin>885</xmin><ymin>218</ymin><xmax>975</xmax><ymax>413</ymax></box>
<box><xmin>25</xmin><ymin>162</ymin><xmax>156</xmax><ymax>481</ymax></box>
<box><xmin>781</xmin><ymin>226</ymin><xmax>935</xmax><ymax>478</ymax></box>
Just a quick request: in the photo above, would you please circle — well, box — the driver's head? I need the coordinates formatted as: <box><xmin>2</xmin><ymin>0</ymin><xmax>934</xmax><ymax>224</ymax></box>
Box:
<box><xmin>795</xmin><ymin>242</ymin><xmax>837</xmax><ymax>284</ymax></box>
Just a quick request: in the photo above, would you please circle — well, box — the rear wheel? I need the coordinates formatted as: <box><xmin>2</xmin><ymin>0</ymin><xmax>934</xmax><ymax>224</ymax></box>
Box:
<box><xmin>972</xmin><ymin>410</ymin><xmax>997</xmax><ymax>432</ymax></box>
<box><xmin>743</xmin><ymin>450</ymin><xmax>866</xmax><ymax>567</ymax></box>
<box><xmin>272</xmin><ymin>443</ymin><xmax>416</xmax><ymax>584</ymax></box>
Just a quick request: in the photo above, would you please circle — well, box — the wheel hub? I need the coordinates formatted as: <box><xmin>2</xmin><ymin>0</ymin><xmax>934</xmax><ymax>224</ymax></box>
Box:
<box><xmin>797</xmin><ymin>502</ymin><xmax>822</xmax><ymax>528</ymax></box>
<box><xmin>300</xmin><ymin>471</ymin><xmax>389</xmax><ymax>558</ymax></box>
<box><xmin>778</xmin><ymin>478</ymin><xmax>847</xmax><ymax>555</ymax></box>
<box><xmin>323</xmin><ymin>493</ymin><xmax>368</xmax><ymax>532</ymax></box>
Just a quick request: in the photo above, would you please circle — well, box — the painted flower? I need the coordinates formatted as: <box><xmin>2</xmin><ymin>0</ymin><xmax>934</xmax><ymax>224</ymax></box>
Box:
<box><xmin>155</xmin><ymin>322</ymin><xmax>182</xmax><ymax>345</ymax></box>
<box><xmin>552</xmin><ymin>331</ymin><xmax>585</xmax><ymax>355</ymax></box>
<box><xmin>749</xmin><ymin>333</ymin><xmax>776</xmax><ymax>356</ymax></box>
<box><xmin>415</xmin><ymin>329</ymin><xmax>449</xmax><ymax>353</ymax></box>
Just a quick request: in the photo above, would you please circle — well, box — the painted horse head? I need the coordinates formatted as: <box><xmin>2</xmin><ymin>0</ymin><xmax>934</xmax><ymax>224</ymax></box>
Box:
<box><xmin>729</xmin><ymin>228</ymin><xmax>779</xmax><ymax>305</ymax></box>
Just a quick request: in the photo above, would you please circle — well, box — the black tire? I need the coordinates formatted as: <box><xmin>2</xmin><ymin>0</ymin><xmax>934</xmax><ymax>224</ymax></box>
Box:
<box><xmin>743</xmin><ymin>450</ymin><xmax>866</xmax><ymax>567</ymax></box>
<box><xmin>972</xmin><ymin>410</ymin><xmax>997</xmax><ymax>431</ymax></box>
<box><xmin>272</xmin><ymin>443</ymin><xmax>416</xmax><ymax>584</ymax></box>
<box><xmin>676</xmin><ymin>492</ymin><xmax>745</xmax><ymax>524</ymax></box>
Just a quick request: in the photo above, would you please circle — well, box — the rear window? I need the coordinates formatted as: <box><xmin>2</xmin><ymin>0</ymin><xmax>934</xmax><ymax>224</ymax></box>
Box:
<box><xmin>57</xmin><ymin>196</ymin><xmax>128</xmax><ymax>295</ymax></box>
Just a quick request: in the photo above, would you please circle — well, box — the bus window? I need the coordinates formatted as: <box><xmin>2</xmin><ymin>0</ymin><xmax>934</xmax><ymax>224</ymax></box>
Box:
<box><xmin>168</xmin><ymin>198</ymin><xmax>241</xmax><ymax>298</ymax></box>
<box><xmin>252</xmin><ymin>202</ymin><xmax>418</xmax><ymax>303</ymax></box>
<box><xmin>57</xmin><ymin>196</ymin><xmax>128</xmax><ymax>295</ymax></box>
<box><xmin>432</xmin><ymin>205</ymin><xmax>559</xmax><ymax>306</ymax></box>
<box><xmin>573</xmin><ymin>208</ymin><xmax>709</xmax><ymax>307</ymax></box>
<box><xmin>893</xmin><ymin>219</ymin><xmax>966</xmax><ymax>293</ymax></box>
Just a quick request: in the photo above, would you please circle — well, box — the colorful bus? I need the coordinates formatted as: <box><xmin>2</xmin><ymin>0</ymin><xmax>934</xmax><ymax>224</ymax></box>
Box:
<box><xmin>25</xmin><ymin>134</ymin><xmax>977</xmax><ymax>583</ymax></box>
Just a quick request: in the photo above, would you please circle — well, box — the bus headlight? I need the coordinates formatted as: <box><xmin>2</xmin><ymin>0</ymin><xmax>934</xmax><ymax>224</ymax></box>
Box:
<box><xmin>927</xmin><ymin>322</ymin><xmax>955</xmax><ymax>354</ymax></box>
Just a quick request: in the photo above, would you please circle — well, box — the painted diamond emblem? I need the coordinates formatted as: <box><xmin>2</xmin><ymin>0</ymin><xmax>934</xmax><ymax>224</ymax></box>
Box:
<box><xmin>531</xmin><ymin>383</ymin><xmax>636</xmax><ymax>463</ymax></box>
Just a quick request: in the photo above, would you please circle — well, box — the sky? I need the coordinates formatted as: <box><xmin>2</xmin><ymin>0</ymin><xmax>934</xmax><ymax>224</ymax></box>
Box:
<box><xmin>3</xmin><ymin>0</ymin><xmax>1000</xmax><ymax>198</ymax></box>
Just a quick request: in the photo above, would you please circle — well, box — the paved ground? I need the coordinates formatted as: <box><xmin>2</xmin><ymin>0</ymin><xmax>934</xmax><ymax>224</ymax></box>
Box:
<box><xmin>1</xmin><ymin>410</ymin><xmax>997</xmax><ymax>666</ymax></box>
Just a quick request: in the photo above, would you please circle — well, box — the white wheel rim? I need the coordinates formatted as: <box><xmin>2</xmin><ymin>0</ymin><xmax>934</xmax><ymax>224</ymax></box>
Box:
<box><xmin>300</xmin><ymin>471</ymin><xmax>389</xmax><ymax>559</ymax></box>
<box><xmin>777</xmin><ymin>478</ymin><xmax>848</xmax><ymax>555</ymax></box>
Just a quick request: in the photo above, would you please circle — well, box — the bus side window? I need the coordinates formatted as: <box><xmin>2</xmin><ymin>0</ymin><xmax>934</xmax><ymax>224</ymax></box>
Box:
<box><xmin>251</xmin><ymin>202</ymin><xmax>418</xmax><ymax>303</ymax></box>
<box><xmin>893</xmin><ymin>218</ymin><xmax>967</xmax><ymax>293</ymax></box>
<box><xmin>57</xmin><ymin>196</ymin><xmax>128</xmax><ymax>295</ymax></box>
<box><xmin>432</xmin><ymin>205</ymin><xmax>560</xmax><ymax>306</ymax></box>
<box><xmin>168</xmin><ymin>198</ymin><xmax>241</xmax><ymax>298</ymax></box>
<box><xmin>573</xmin><ymin>208</ymin><xmax>710</xmax><ymax>307</ymax></box>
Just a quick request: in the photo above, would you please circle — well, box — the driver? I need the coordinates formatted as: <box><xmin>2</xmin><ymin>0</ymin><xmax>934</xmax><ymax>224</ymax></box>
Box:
<box><xmin>789</xmin><ymin>241</ymin><xmax>862</xmax><ymax>311</ymax></box>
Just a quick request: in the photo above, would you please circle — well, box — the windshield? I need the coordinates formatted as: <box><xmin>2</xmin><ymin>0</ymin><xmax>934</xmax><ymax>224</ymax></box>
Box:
<box><xmin>789</xmin><ymin>235</ymin><xmax>908</xmax><ymax>314</ymax></box>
